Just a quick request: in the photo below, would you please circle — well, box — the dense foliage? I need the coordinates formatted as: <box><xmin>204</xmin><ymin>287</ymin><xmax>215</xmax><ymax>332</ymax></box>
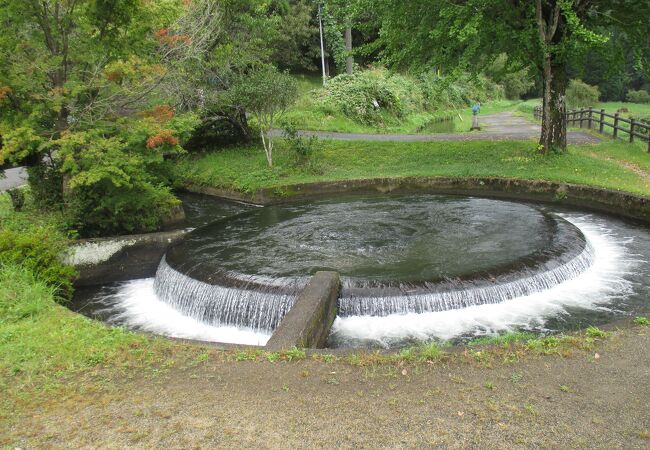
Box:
<box><xmin>0</xmin><ymin>193</ymin><xmax>76</xmax><ymax>300</ymax></box>
<box><xmin>566</xmin><ymin>80</ymin><xmax>601</xmax><ymax>109</ymax></box>
<box><xmin>0</xmin><ymin>0</ymin><xmax>309</xmax><ymax>235</ymax></box>
<box><xmin>627</xmin><ymin>90</ymin><xmax>650</xmax><ymax>104</ymax></box>
<box><xmin>319</xmin><ymin>68</ymin><xmax>503</xmax><ymax>126</ymax></box>
<box><xmin>360</xmin><ymin>0</ymin><xmax>650</xmax><ymax>152</ymax></box>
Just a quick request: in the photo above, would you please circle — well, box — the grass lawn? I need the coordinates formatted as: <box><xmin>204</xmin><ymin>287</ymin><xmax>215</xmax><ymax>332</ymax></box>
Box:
<box><xmin>174</xmin><ymin>139</ymin><xmax>650</xmax><ymax>197</ymax></box>
<box><xmin>517</xmin><ymin>99</ymin><xmax>650</xmax><ymax>145</ymax></box>
<box><xmin>0</xmin><ymin>193</ymin><xmax>176</xmax><ymax>423</ymax></box>
<box><xmin>517</xmin><ymin>98</ymin><xmax>650</xmax><ymax>118</ymax></box>
<box><xmin>281</xmin><ymin>74</ymin><xmax>520</xmax><ymax>134</ymax></box>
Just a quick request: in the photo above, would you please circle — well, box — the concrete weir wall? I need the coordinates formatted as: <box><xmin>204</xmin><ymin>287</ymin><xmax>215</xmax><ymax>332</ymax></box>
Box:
<box><xmin>266</xmin><ymin>271</ymin><xmax>341</xmax><ymax>351</ymax></box>
<box><xmin>66</xmin><ymin>229</ymin><xmax>188</xmax><ymax>286</ymax></box>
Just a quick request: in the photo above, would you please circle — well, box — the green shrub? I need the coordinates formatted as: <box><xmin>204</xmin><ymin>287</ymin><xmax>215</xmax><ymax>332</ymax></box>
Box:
<box><xmin>57</xmin><ymin>113</ymin><xmax>199</xmax><ymax>237</ymax></box>
<box><xmin>630</xmin><ymin>114</ymin><xmax>650</xmax><ymax>137</ymax></box>
<box><xmin>27</xmin><ymin>162</ymin><xmax>65</xmax><ymax>211</ymax></box>
<box><xmin>319</xmin><ymin>68</ymin><xmax>425</xmax><ymax>125</ymax></box>
<box><xmin>282</xmin><ymin>123</ymin><xmax>320</xmax><ymax>164</ymax></box>
<box><xmin>185</xmin><ymin>109</ymin><xmax>252</xmax><ymax>151</ymax></box>
<box><xmin>566</xmin><ymin>80</ymin><xmax>600</xmax><ymax>108</ymax></box>
<box><xmin>626</xmin><ymin>89</ymin><xmax>650</xmax><ymax>104</ymax></box>
<box><xmin>6</xmin><ymin>188</ymin><xmax>24</xmax><ymax>211</ymax></box>
<box><xmin>66</xmin><ymin>182</ymin><xmax>180</xmax><ymax>238</ymax></box>
<box><xmin>0</xmin><ymin>229</ymin><xmax>76</xmax><ymax>301</ymax></box>
<box><xmin>418</xmin><ymin>73</ymin><xmax>504</xmax><ymax>111</ymax></box>
<box><xmin>319</xmin><ymin>68</ymin><xmax>504</xmax><ymax>126</ymax></box>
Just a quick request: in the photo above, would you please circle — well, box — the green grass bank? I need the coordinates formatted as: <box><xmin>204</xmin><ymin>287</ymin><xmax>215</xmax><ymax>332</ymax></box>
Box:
<box><xmin>174</xmin><ymin>139</ymin><xmax>650</xmax><ymax>197</ymax></box>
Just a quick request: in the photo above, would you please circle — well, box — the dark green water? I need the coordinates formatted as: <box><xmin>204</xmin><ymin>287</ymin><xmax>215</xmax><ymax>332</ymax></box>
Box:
<box><xmin>167</xmin><ymin>195</ymin><xmax>560</xmax><ymax>283</ymax></box>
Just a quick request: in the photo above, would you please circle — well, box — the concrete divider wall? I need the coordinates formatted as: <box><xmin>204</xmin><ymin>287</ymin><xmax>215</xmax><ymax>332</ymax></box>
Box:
<box><xmin>66</xmin><ymin>229</ymin><xmax>188</xmax><ymax>286</ymax></box>
<box><xmin>266</xmin><ymin>271</ymin><xmax>341</xmax><ymax>351</ymax></box>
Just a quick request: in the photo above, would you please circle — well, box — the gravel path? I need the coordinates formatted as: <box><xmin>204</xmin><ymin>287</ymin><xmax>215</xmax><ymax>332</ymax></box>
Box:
<box><xmin>272</xmin><ymin>112</ymin><xmax>601</xmax><ymax>145</ymax></box>
<box><xmin>4</xmin><ymin>325</ymin><xmax>649</xmax><ymax>448</ymax></box>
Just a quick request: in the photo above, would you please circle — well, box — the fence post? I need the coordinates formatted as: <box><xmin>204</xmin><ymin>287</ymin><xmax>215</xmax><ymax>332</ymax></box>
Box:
<box><xmin>588</xmin><ymin>107</ymin><xmax>593</xmax><ymax>129</ymax></box>
<box><xmin>613</xmin><ymin>113</ymin><xmax>619</xmax><ymax>138</ymax></box>
<box><xmin>580</xmin><ymin>109</ymin><xmax>585</xmax><ymax>128</ymax></box>
<box><xmin>630</xmin><ymin>119</ymin><xmax>635</xmax><ymax>143</ymax></box>
<box><xmin>599</xmin><ymin>109</ymin><xmax>605</xmax><ymax>133</ymax></box>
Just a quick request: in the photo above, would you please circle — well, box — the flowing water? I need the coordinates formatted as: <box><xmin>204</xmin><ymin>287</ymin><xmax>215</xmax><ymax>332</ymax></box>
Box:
<box><xmin>71</xmin><ymin>194</ymin><xmax>650</xmax><ymax>348</ymax></box>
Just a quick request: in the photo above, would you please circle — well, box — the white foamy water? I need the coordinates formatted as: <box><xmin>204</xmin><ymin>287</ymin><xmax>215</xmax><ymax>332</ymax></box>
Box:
<box><xmin>330</xmin><ymin>215</ymin><xmax>638</xmax><ymax>347</ymax></box>
<box><xmin>103</xmin><ymin>278</ymin><xmax>271</xmax><ymax>346</ymax></box>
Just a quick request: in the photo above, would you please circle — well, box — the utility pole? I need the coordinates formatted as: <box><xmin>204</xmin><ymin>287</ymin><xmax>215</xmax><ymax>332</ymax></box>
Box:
<box><xmin>318</xmin><ymin>3</ymin><xmax>327</xmax><ymax>86</ymax></box>
<box><xmin>345</xmin><ymin>27</ymin><xmax>353</xmax><ymax>74</ymax></box>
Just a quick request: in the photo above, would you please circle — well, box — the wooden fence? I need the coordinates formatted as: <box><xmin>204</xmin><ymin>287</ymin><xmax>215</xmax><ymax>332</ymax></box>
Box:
<box><xmin>533</xmin><ymin>106</ymin><xmax>650</xmax><ymax>152</ymax></box>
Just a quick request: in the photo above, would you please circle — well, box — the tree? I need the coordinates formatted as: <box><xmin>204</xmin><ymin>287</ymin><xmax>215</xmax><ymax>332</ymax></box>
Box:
<box><xmin>368</xmin><ymin>0</ymin><xmax>650</xmax><ymax>153</ymax></box>
<box><xmin>229</xmin><ymin>66</ymin><xmax>297</xmax><ymax>167</ymax></box>
<box><xmin>0</xmin><ymin>0</ymin><xmax>213</xmax><ymax>235</ymax></box>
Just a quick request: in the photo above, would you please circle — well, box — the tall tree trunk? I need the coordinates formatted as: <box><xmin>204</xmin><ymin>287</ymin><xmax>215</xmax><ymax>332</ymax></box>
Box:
<box><xmin>539</xmin><ymin>58</ymin><xmax>567</xmax><ymax>152</ymax></box>
<box><xmin>536</xmin><ymin>0</ymin><xmax>566</xmax><ymax>153</ymax></box>
<box><xmin>345</xmin><ymin>27</ymin><xmax>353</xmax><ymax>75</ymax></box>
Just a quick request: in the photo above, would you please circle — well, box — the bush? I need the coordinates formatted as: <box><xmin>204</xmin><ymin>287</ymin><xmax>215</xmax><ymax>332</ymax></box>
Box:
<box><xmin>0</xmin><ymin>228</ymin><xmax>76</xmax><ymax>301</ymax></box>
<box><xmin>417</xmin><ymin>73</ymin><xmax>503</xmax><ymax>111</ymax></box>
<box><xmin>184</xmin><ymin>108</ymin><xmax>252</xmax><ymax>151</ymax></box>
<box><xmin>631</xmin><ymin>114</ymin><xmax>650</xmax><ymax>137</ymax></box>
<box><xmin>282</xmin><ymin>123</ymin><xmax>320</xmax><ymax>164</ymax></box>
<box><xmin>27</xmin><ymin>161</ymin><xmax>65</xmax><ymax>211</ymax></box>
<box><xmin>7</xmin><ymin>188</ymin><xmax>24</xmax><ymax>211</ymax></box>
<box><xmin>57</xmin><ymin>112</ymin><xmax>199</xmax><ymax>237</ymax></box>
<box><xmin>318</xmin><ymin>68</ymin><xmax>504</xmax><ymax>126</ymax></box>
<box><xmin>566</xmin><ymin>80</ymin><xmax>600</xmax><ymax>108</ymax></box>
<box><xmin>320</xmin><ymin>68</ymin><xmax>425</xmax><ymax>125</ymax></box>
<box><xmin>626</xmin><ymin>89</ymin><xmax>650</xmax><ymax>104</ymax></box>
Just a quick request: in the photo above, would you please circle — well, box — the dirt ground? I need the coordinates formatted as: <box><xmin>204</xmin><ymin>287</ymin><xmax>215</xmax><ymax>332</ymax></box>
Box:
<box><xmin>4</xmin><ymin>326</ymin><xmax>650</xmax><ymax>449</ymax></box>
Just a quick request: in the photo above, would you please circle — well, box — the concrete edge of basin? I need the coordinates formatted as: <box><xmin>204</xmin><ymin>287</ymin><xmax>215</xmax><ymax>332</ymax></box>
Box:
<box><xmin>67</xmin><ymin>229</ymin><xmax>189</xmax><ymax>286</ymax></box>
<box><xmin>183</xmin><ymin>176</ymin><xmax>650</xmax><ymax>225</ymax></box>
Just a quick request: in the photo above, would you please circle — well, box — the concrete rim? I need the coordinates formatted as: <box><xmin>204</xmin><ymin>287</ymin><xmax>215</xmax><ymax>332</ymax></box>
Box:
<box><xmin>183</xmin><ymin>175</ymin><xmax>650</xmax><ymax>226</ymax></box>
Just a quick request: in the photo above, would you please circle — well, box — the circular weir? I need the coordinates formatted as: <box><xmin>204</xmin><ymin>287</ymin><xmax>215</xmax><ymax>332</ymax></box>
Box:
<box><xmin>72</xmin><ymin>193</ymin><xmax>649</xmax><ymax>348</ymax></box>
<box><xmin>154</xmin><ymin>195</ymin><xmax>593</xmax><ymax>333</ymax></box>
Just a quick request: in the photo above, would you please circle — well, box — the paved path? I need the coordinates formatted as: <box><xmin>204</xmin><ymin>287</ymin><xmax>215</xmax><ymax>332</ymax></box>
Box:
<box><xmin>0</xmin><ymin>167</ymin><xmax>27</xmax><ymax>192</ymax></box>
<box><xmin>273</xmin><ymin>112</ymin><xmax>601</xmax><ymax>144</ymax></box>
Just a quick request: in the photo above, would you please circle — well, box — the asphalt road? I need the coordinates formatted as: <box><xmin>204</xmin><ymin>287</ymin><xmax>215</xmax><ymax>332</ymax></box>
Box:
<box><xmin>270</xmin><ymin>112</ymin><xmax>602</xmax><ymax>145</ymax></box>
<box><xmin>0</xmin><ymin>167</ymin><xmax>27</xmax><ymax>192</ymax></box>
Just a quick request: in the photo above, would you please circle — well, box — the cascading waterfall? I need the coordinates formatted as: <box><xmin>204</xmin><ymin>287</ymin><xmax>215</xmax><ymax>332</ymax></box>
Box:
<box><xmin>339</xmin><ymin>243</ymin><xmax>595</xmax><ymax>317</ymax></box>
<box><xmin>73</xmin><ymin>194</ymin><xmax>648</xmax><ymax>348</ymax></box>
<box><xmin>153</xmin><ymin>257</ymin><xmax>300</xmax><ymax>331</ymax></box>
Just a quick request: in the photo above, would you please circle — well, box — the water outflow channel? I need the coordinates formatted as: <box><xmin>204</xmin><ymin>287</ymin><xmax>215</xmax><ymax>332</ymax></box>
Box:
<box><xmin>73</xmin><ymin>194</ymin><xmax>650</xmax><ymax>348</ymax></box>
